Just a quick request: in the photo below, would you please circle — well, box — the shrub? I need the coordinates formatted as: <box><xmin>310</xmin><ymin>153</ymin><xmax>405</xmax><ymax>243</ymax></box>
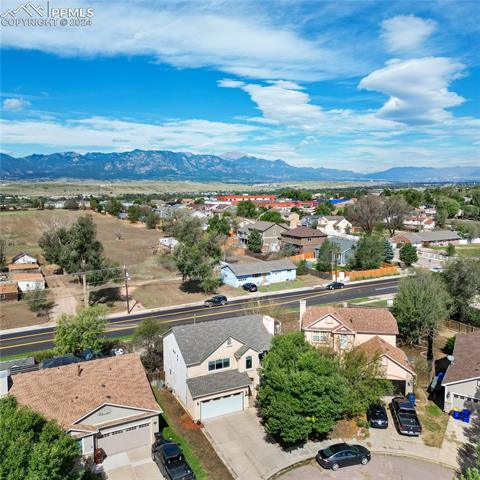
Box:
<box><xmin>444</xmin><ymin>335</ymin><xmax>456</xmax><ymax>355</ymax></box>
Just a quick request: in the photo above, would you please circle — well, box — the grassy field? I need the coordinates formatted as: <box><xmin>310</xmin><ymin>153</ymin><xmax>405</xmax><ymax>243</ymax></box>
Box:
<box><xmin>0</xmin><ymin>180</ymin><xmax>380</xmax><ymax>196</ymax></box>
<box><xmin>429</xmin><ymin>245</ymin><xmax>480</xmax><ymax>257</ymax></box>
<box><xmin>258</xmin><ymin>275</ymin><xmax>321</xmax><ymax>293</ymax></box>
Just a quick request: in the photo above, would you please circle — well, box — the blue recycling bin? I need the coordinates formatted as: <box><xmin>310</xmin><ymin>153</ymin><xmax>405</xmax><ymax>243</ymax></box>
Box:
<box><xmin>407</xmin><ymin>393</ymin><xmax>416</xmax><ymax>406</ymax></box>
<box><xmin>452</xmin><ymin>409</ymin><xmax>461</xmax><ymax>420</ymax></box>
<box><xmin>461</xmin><ymin>409</ymin><xmax>471</xmax><ymax>423</ymax></box>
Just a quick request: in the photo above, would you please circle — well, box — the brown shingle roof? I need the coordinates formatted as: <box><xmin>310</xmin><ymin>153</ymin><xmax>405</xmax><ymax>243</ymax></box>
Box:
<box><xmin>356</xmin><ymin>335</ymin><xmax>415</xmax><ymax>374</ymax></box>
<box><xmin>0</xmin><ymin>282</ymin><xmax>18</xmax><ymax>294</ymax></box>
<box><xmin>9</xmin><ymin>353</ymin><xmax>161</xmax><ymax>431</ymax></box>
<box><xmin>8</xmin><ymin>263</ymin><xmax>40</xmax><ymax>271</ymax></box>
<box><xmin>302</xmin><ymin>306</ymin><xmax>399</xmax><ymax>335</ymax></box>
<box><xmin>281</xmin><ymin>226</ymin><xmax>326</xmax><ymax>238</ymax></box>
<box><xmin>10</xmin><ymin>272</ymin><xmax>45</xmax><ymax>282</ymax></box>
<box><xmin>442</xmin><ymin>330</ymin><xmax>480</xmax><ymax>385</ymax></box>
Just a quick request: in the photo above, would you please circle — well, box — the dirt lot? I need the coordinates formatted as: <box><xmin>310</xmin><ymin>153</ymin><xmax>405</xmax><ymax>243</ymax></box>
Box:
<box><xmin>0</xmin><ymin>300</ymin><xmax>50</xmax><ymax>330</ymax></box>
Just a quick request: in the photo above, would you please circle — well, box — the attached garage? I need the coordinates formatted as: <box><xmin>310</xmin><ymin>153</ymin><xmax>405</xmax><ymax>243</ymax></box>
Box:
<box><xmin>97</xmin><ymin>422</ymin><xmax>152</xmax><ymax>455</ymax></box>
<box><xmin>200</xmin><ymin>393</ymin><xmax>244</xmax><ymax>420</ymax></box>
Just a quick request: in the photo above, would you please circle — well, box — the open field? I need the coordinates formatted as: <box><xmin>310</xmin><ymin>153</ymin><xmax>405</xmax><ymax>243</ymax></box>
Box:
<box><xmin>0</xmin><ymin>180</ymin><xmax>382</xmax><ymax>197</ymax></box>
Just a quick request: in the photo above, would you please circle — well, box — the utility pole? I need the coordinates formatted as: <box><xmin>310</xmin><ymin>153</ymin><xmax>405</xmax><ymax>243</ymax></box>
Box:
<box><xmin>81</xmin><ymin>258</ymin><xmax>88</xmax><ymax>308</ymax></box>
<box><xmin>124</xmin><ymin>265</ymin><xmax>130</xmax><ymax>314</ymax></box>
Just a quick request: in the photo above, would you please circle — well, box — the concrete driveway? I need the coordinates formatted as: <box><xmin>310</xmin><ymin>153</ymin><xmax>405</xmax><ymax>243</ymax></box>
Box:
<box><xmin>102</xmin><ymin>446</ymin><xmax>164</xmax><ymax>480</ymax></box>
<box><xmin>280</xmin><ymin>456</ymin><xmax>455</xmax><ymax>480</ymax></box>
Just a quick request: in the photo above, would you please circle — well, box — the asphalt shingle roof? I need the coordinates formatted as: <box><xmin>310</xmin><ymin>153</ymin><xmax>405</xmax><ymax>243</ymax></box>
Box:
<box><xmin>395</xmin><ymin>230</ymin><xmax>461</xmax><ymax>243</ymax></box>
<box><xmin>281</xmin><ymin>226</ymin><xmax>326</xmax><ymax>238</ymax></box>
<box><xmin>186</xmin><ymin>370</ymin><xmax>252</xmax><ymax>399</ymax></box>
<box><xmin>442</xmin><ymin>330</ymin><xmax>480</xmax><ymax>385</ymax></box>
<box><xmin>223</xmin><ymin>259</ymin><xmax>296</xmax><ymax>276</ymax></box>
<box><xmin>169</xmin><ymin>315</ymin><xmax>272</xmax><ymax>366</ymax></box>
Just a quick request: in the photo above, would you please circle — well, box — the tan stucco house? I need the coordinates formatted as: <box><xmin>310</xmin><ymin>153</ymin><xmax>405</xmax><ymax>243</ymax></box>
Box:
<box><xmin>163</xmin><ymin>314</ymin><xmax>276</xmax><ymax>421</ymax></box>
<box><xmin>301</xmin><ymin>305</ymin><xmax>415</xmax><ymax>394</ymax></box>
<box><xmin>6</xmin><ymin>353</ymin><xmax>161</xmax><ymax>457</ymax></box>
<box><xmin>442</xmin><ymin>330</ymin><xmax>480</xmax><ymax>412</ymax></box>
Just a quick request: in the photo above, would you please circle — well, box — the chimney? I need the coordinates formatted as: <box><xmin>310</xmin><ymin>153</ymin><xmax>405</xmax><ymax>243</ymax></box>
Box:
<box><xmin>0</xmin><ymin>370</ymin><xmax>10</xmax><ymax>398</ymax></box>
<box><xmin>299</xmin><ymin>300</ymin><xmax>306</xmax><ymax>330</ymax></box>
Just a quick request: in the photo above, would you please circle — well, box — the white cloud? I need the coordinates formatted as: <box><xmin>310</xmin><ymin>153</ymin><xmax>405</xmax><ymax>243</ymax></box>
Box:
<box><xmin>0</xmin><ymin>0</ymin><xmax>365</xmax><ymax>81</ymax></box>
<box><xmin>358</xmin><ymin>57</ymin><xmax>465</xmax><ymax>124</ymax></box>
<box><xmin>381</xmin><ymin>15</ymin><xmax>437</xmax><ymax>53</ymax></box>
<box><xmin>0</xmin><ymin>116</ymin><xmax>260</xmax><ymax>153</ymax></box>
<box><xmin>3</xmin><ymin>97</ymin><xmax>31</xmax><ymax>110</ymax></box>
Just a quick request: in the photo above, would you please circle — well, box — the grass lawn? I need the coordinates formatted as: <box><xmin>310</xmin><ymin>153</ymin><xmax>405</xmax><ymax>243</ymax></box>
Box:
<box><xmin>154</xmin><ymin>388</ymin><xmax>232</xmax><ymax>480</ymax></box>
<box><xmin>417</xmin><ymin>401</ymin><xmax>449</xmax><ymax>448</ymax></box>
<box><xmin>258</xmin><ymin>274</ymin><xmax>320</xmax><ymax>293</ymax></box>
<box><xmin>455</xmin><ymin>246</ymin><xmax>480</xmax><ymax>257</ymax></box>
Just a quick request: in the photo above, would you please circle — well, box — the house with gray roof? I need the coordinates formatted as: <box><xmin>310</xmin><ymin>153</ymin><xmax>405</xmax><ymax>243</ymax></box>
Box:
<box><xmin>237</xmin><ymin>221</ymin><xmax>288</xmax><ymax>252</ymax></box>
<box><xmin>163</xmin><ymin>314</ymin><xmax>277</xmax><ymax>421</ymax></box>
<box><xmin>220</xmin><ymin>259</ymin><xmax>296</xmax><ymax>288</ymax></box>
<box><xmin>392</xmin><ymin>230</ymin><xmax>461</xmax><ymax>247</ymax></box>
<box><xmin>315</xmin><ymin>236</ymin><xmax>357</xmax><ymax>265</ymax></box>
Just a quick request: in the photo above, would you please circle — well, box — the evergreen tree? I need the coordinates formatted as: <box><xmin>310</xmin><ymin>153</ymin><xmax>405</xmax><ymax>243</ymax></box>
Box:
<box><xmin>248</xmin><ymin>229</ymin><xmax>263</xmax><ymax>253</ymax></box>
<box><xmin>399</xmin><ymin>243</ymin><xmax>418</xmax><ymax>266</ymax></box>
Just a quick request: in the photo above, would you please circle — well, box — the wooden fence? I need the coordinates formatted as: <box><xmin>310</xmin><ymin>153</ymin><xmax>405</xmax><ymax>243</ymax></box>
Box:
<box><xmin>445</xmin><ymin>319</ymin><xmax>479</xmax><ymax>334</ymax></box>
<box><xmin>344</xmin><ymin>265</ymin><xmax>398</xmax><ymax>280</ymax></box>
<box><xmin>288</xmin><ymin>252</ymin><xmax>315</xmax><ymax>262</ymax></box>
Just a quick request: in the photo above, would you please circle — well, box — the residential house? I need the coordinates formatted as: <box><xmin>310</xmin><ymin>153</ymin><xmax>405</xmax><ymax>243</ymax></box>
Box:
<box><xmin>159</xmin><ymin>236</ymin><xmax>180</xmax><ymax>253</ymax></box>
<box><xmin>280</xmin><ymin>226</ymin><xmax>327</xmax><ymax>255</ymax></box>
<box><xmin>220</xmin><ymin>259</ymin><xmax>296</xmax><ymax>288</ymax></box>
<box><xmin>5</xmin><ymin>353</ymin><xmax>162</xmax><ymax>457</ymax></box>
<box><xmin>0</xmin><ymin>282</ymin><xmax>19</xmax><ymax>301</ymax></box>
<box><xmin>315</xmin><ymin>236</ymin><xmax>357</xmax><ymax>265</ymax></box>
<box><xmin>11</xmin><ymin>252</ymin><xmax>38</xmax><ymax>264</ymax></box>
<box><xmin>442</xmin><ymin>330</ymin><xmax>480</xmax><ymax>412</ymax></box>
<box><xmin>163</xmin><ymin>315</ymin><xmax>277</xmax><ymax>421</ymax></box>
<box><xmin>403</xmin><ymin>214</ymin><xmax>435</xmax><ymax>231</ymax></box>
<box><xmin>8</xmin><ymin>263</ymin><xmax>40</xmax><ymax>273</ymax></box>
<box><xmin>392</xmin><ymin>230</ymin><xmax>461</xmax><ymax>247</ymax></box>
<box><xmin>279</xmin><ymin>210</ymin><xmax>300</xmax><ymax>229</ymax></box>
<box><xmin>316</xmin><ymin>216</ymin><xmax>352</xmax><ymax>235</ymax></box>
<box><xmin>301</xmin><ymin>305</ymin><xmax>415</xmax><ymax>394</ymax></box>
<box><xmin>237</xmin><ymin>221</ymin><xmax>288</xmax><ymax>253</ymax></box>
<box><xmin>10</xmin><ymin>272</ymin><xmax>46</xmax><ymax>292</ymax></box>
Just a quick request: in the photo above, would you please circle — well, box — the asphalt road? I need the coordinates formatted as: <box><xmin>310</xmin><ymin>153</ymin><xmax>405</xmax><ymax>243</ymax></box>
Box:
<box><xmin>0</xmin><ymin>278</ymin><xmax>399</xmax><ymax>357</ymax></box>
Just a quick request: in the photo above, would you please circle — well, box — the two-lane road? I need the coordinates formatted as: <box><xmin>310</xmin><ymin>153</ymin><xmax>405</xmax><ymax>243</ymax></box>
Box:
<box><xmin>0</xmin><ymin>278</ymin><xmax>400</xmax><ymax>357</ymax></box>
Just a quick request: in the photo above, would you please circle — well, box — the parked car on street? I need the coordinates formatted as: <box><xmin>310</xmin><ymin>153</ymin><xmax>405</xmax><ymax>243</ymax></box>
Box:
<box><xmin>242</xmin><ymin>283</ymin><xmax>258</xmax><ymax>292</ymax></box>
<box><xmin>152</xmin><ymin>433</ymin><xmax>195</xmax><ymax>480</ymax></box>
<box><xmin>390</xmin><ymin>396</ymin><xmax>422</xmax><ymax>436</ymax></box>
<box><xmin>316</xmin><ymin>443</ymin><xmax>371</xmax><ymax>471</ymax></box>
<box><xmin>367</xmin><ymin>403</ymin><xmax>388</xmax><ymax>429</ymax></box>
<box><xmin>326</xmin><ymin>281</ymin><xmax>344</xmax><ymax>290</ymax></box>
<box><xmin>204</xmin><ymin>295</ymin><xmax>228</xmax><ymax>307</ymax></box>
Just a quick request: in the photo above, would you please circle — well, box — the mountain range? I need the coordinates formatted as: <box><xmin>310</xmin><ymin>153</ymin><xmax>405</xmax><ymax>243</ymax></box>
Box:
<box><xmin>1</xmin><ymin>150</ymin><xmax>479</xmax><ymax>183</ymax></box>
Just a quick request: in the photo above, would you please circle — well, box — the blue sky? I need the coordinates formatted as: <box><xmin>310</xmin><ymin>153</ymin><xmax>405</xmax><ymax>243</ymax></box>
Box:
<box><xmin>1</xmin><ymin>0</ymin><xmax>479</xmax><ymax>172</ymax></box>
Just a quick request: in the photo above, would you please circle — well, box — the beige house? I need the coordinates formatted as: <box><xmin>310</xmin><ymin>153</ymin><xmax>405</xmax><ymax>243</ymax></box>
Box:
<box><xmin>237</xmin><ymin>221</ymin><xmax>288</xmax><ymax>252</ymax></box>
<box><xmin>301</xmin><ymin>305</ymin><xmax>415</xmax><ymax>394</ymax></box>
<box><xmin>442</xmin><ymin>330</ymin><xmax>480</xmax><ymax>412</ymax></box>
<box><xmin>6</xmin><ymin>354</ymin><xmax>161</xmax><ymax>457</ymax></box>
<box><xmin>316</xmin><ymin>216</ymin><xmax>352</xmax><ymax>235</ymax></box>
<box><xmin>163</xmin><ymin>314</ymin><xmax>276</xmax><ymax>421</ymax></box>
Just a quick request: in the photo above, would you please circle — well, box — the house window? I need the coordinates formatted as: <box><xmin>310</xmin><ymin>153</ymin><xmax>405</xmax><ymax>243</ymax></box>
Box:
<box><xmin>208</xmin><ymin>358</ymin><xmax>230</xmax><ymax>371</ymax></box>
<box><xmin>339</xmin><ymin>334</ymin><xmax>349</xmax><ymax>350</ymax></box>
<box><xmin>246</xmin><ymin>356</ymin><xmax>253</xmax><ymax>369</ymax></box>
<box><xmin>312</xmin><ymin>332</ymin><xmax>329</xmax><ymax>343</ymax></box>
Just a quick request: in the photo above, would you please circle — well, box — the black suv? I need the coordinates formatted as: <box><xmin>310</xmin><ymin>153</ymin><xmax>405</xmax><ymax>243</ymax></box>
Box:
<box><xmin>367</xmin><ymin>403</ymin><xmax>388</xmax><ymax>429</ymax></box>
<box><xmin>204</xmin><ymin>295</ymin><xmax>228</xmax><ymax>307</ymax></box>
<box><xmin>152</xmin><ymin>434</ymin><xmax>195</xmax><ymax>480</ymax></box>
<box><xmin>242</xmin><ymin>283</ymin><xmax>258</xmax><ymax>292</ymax></box>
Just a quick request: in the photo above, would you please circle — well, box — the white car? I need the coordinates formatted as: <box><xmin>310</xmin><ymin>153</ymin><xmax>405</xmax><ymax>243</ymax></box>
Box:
<box><xmin>430</xmin><ymin>266</ymin><xmax>443</xmax><ymax>273</ymax></box>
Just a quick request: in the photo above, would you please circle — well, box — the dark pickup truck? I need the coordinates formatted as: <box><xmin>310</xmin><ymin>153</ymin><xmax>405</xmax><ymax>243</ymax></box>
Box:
<box><xmin>152</xmin><ymin>433</ymin><xmax>195</xmax><ymax>480</ymax></box>
<box><xmin>390</xmin><ymin>397</ymin><xmax>422</xmax><ymax>436</ymax></box>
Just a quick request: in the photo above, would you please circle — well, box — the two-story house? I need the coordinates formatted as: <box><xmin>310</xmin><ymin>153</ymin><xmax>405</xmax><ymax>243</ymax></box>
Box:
<box><xmin>237</xmin><ymin>221</ymin><xmax>288</xmax><ymax>252</ymax></box>
<box><xmin>163</xmin><ymin>314</ymin><xmax>277</xmax><ymax>421</ymax></box>
<box><xmin>280</xmin><ymin>226</ymin><xmax>327</xmax><ymax>255</ymax></box>
<box><xmin>301</xmin><ymin>304</ymin><xmax>415</xmax><ymax>394</ymax></box>
<box><xmin>316</xmin><ymin>216</ymin><xmax>352</xmax><ymax>235</ymax></box>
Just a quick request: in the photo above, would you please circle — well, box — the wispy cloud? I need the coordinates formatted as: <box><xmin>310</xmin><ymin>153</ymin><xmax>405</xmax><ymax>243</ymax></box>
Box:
<box><xmin>2</xmin><ymin>97</ymin><xmax>31</xmax><ymax>111</ymax></box>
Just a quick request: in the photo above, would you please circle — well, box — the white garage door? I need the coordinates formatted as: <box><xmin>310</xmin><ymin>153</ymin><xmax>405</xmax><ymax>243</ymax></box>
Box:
<box><xmin>97</xmin><ymin>422</ymin><xmax>151</xmax><ymax>455</ymax></box>
<box><xmin>200</xmin><ymin>392</ymin><xmax>244</xmax><ymax>420</ymax></box>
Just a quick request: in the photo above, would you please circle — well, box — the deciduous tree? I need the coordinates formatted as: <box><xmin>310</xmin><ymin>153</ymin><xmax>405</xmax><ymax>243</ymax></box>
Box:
<box><xmin>236</xmin><ymin>200</ymin><xmax>258</xmax><ymax>218</ymax></box>
<box><xmin>259</xmin><ymin>210</ymin><xmax>287</xmax><ymax>224</ymax></box>
<box><xmin>345</xmin><ymin>195</ymin><xmax>383</xmax><ymax>234</ymax></box>
<box><xmin>349</xmin><ymin>235</ymin><xmax>384</xmax><ymax>270</ymax></box>
<box><xmin>133</xmin><ymin>317</ymin><xmax>165</xmax><ymax>373</ymax></box>
<box><xmin>383</xmin><ymin>196</ymin><xmax>410</xmax><ymax>235</ymax></box>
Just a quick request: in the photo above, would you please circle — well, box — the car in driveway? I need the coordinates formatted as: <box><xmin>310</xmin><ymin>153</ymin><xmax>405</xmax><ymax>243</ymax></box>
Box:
<box><xmin>390</xmin><ymin>397</ymin><xmax>422</xmax><ymax>436</ymax></box>
<box><xmin>242</xmin><ymin>282</ymin><xmax>258</xmax><ymax>292</ymax></box>
<box><xmin>204</xmin><ymin>295</ymin><xmax>228</xmax><ymax>307</ymax></box>
<box><xmin>367</xmin><ymin>403</ymin><xmax>388</xmax><ymax>428</ymax></box>
<box><xmin>316</xmin><ymin>443</ymin><xmax>371</xmax><ymax>471</ymax></box>
<box><xmin>152</xmin><ymin>434</ymin><xmax>195</xmax><ymax>480</ymax></box>
<box><xmin>326</xmin><ymin>281</ymin><xmax>344</xmax><ymax>290</ymax></box>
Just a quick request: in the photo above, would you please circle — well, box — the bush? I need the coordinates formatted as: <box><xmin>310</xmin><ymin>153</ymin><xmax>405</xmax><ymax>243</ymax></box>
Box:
<box><xmin>34</xmin><ymin>349</ymin><xmax>57</xmax><ymax>363</ymax></box>
<box><xmin>444</xmin><ymin>336</ymin><xmax>456</xmax><ymax>355</ymax></box>
<box><xmin>296</xmin><ymin>260</ymin><xmax>308</xmax><ymax>275</ymax></box>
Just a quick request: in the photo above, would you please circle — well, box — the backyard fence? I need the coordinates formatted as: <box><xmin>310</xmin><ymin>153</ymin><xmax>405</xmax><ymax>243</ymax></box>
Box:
<box><xmin>445</xmin><ymin>319</ymin><xmax>479</xmax><ymax>333</ymax></box>
<box><xmin>343</xmin><ymin>265</ymin><xmax>398</xmax><ymax>280</ymax></box>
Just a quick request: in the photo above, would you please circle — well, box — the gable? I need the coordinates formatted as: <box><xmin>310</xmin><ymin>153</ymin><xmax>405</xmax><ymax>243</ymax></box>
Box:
<box><xmin>305</xmin><ymin>314</ymin><xmax>343</xmax><ymax>331</ymax></box>
<box><xmin>77</xmin><ymin>404</ymin><xmax>153</xmax><ymax>426</ymax></box>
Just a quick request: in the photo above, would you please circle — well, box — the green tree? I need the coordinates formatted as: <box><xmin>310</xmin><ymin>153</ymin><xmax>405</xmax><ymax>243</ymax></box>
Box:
<box><xmin>345</xmin><ymin>195</ymin><xmax>383</xmax><ymax>234</ymax></box>
<box><xmin>259</xmin><ymin>210</ymin><xmax>287</xmax><ymax>224</ymax></box>
<box><xmin>383</xmin><ymin>239</ymin><xmax>394</xmax><ymax>263</ymax></box>
<box><xmin>392</xmin><ymin>272</ymin><xmax>451</xmax><ymax>359</ymax></box>
<box><xmin>443</xmin><ymin>258</ymin><xmax>480</xmax><ymax>324</ymax></box>
<box><xmin>459</xmin><ymin>443</ymin><xmax>480</xmax><ymax>480</ymax></box>
<box><xmin>316</xmin><ymin>240</ymin><xmax>340</xmax><ymax>272</ymax></box>
<box><xmin>279</xmin><ymin>189</ymin><xmax>312</xmax><ymax>201</ymax></box>
<box><xmin>338</xmin><ymin>349</ymin><xmax>393</xmax><ymax>417</ymax></box>
<box><xmin>446</xmin><ymin>243</ymin><xmax>456</xmax><ymax>257</ymax></box>
<box><xmin>0</xmin><ymin>236</ymin><xmax>7</xmax><ymax>271</ymax></box>
<box><xmin>402</xmin><ymin>189</ymin><xmax>423</xmax><ymax>208</ymax></box>
<box><xmin>435</xmin><ymin>208</ymin><xmax>448</xmax><ymax>228</ymax></box>
<box><xmin>296</xmin><ymin>259</ymin><xmax>308</xmax><ymax>275</ymax></box>
<box><xmin>89</xmin><ymin>197</ymin><xmax>99</xmax><ymax>211</ymax></box>
<box><xmin>236</xmin><ymin>200</ymin><xmax>258</xmax><ymax>218</ymax></box>
<box><xmin>163</xmin><ymin>211</ymin><xmax>203</xmax><ymax>244</ymax></box>
<box><xmin>257</xmin><ymin>332</ymin><xmax>349</xmax><ymax>444</ymax></box>
<box><xmin>105</xmin><ymin>198</ymin><xmax>123</xmax><ymax>217</ymax></box>
<box><xmin>63</xmin><ymin>198</ymin><xmax>79</xmax><ymax>210</ymax></box>
<box><xmin>383</xmin><ymin>195</ymin><xmax>410</xmax><ymax>235</ymax></box>
<box><xmin>437</xmin><ymin>197</ymin><xmax>461</xmax><ymax>218</ymax></box>
<box><xmin>55</xmin><ymin>305</ymin><xmax>107</xmax><ymax>355</ymax></box>
<box><xmin>127</xmin><ymin>204</ymin><xmax>142</xmax><ymax>222</ymax></box>
<box><xmin>145</xmin><ymin>211</ymin><xmax>159</xmax><ymax>229</ymax></box>
<box><xmin>0</xmin><ymin>396</ymin><xmax>81</xmax><ymax>480</ymax></box>
<box><xmin>399</xmin><ymin>243</ymin><xmax>418</xmax><ymax>266</ymax></box>
<box><xmin>133</xmin><ymin>317</ymin><xmax>166</xmax><ymax>373</ymax></box>
<box><xmin>248</xmin><ymin>229</ymin><xmax>263</xmax><ymax>253</ymax></box>
<box><xmin>208</xmin><ymin>214</ymin><xmax>231</xmax><ymax>235</ymax></box>
<box><xmin>314</xmin><ymin>202</ymin><xmax>334</xmax><ymax>215</ymax></box>
<box><xmin>24</xmin><ymin>289</ymin><xmax>53</xmax><ymax>314</ymax></box>
<box><xmin>350</xmin><ymin>236</ymin><xmax>384</xmax><ymax>270</ymax></box>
